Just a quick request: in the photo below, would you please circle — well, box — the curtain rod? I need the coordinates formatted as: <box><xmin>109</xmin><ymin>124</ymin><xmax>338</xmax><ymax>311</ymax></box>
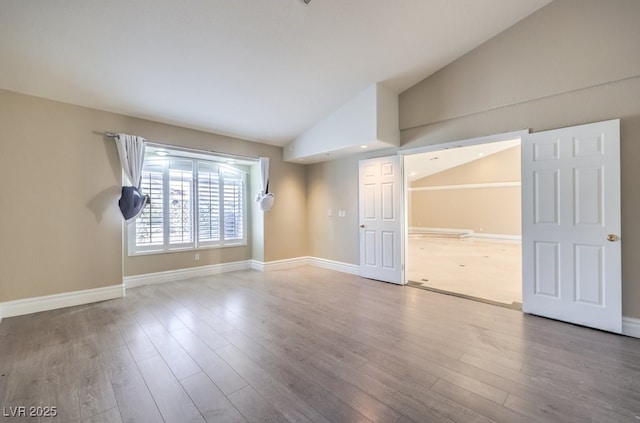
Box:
<box><xmin>104</xmin><ymin>132</ymin><xmax>260</xmax><ymax>162</ymax></box>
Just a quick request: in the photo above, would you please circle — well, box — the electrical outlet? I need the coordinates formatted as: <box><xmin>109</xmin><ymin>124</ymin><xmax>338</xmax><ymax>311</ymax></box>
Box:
<box><xmin>328</xmin><ymin>209</ymin><xmax>332</xmax><ymax>217</ymax></box>
<box><xmin>195</xmin><ymin>253</ymin><xmax>200</xmax><ymax>261</ymax></box>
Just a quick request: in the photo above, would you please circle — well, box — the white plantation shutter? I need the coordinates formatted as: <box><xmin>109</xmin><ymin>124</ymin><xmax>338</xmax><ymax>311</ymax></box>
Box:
<box><xmin>130</xmin><ymin>152</ymin><xmax>247</xmax><ymax>254</ymax></box>
<box><xmin>136</xmin><ymin>161</ymin><xmax>164</xmax><ymax>248</ymax></box>
<box><xmin>198</xmin><ymin>162</ymin><xmax>221</xmax><ymax>244</ymax></box>
<box><xmin>222</xmin><ymin>170</ymin><xmax>245</xmax><ymax>241</ymax></box>
<box><xmin>168</xmin><ymin>160</ymin><xmax>194</xmax><ymax>246</ymax></box>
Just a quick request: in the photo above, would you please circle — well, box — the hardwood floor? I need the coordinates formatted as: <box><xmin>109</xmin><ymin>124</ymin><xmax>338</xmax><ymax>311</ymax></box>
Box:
<box><xmin>1</xmin><ymin>266</ymin><xmax>639</xmax><ymax>422</ymax></box>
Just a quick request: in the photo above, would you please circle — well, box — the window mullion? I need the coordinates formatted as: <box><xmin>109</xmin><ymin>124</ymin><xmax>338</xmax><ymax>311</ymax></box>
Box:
<box><xmin>163</xmin><ymin>160</ymin><xmax>170</xmax><ymax>249</ymax></box>
<box><xmin>194</xmin><ymin>161</ymin><xmax>199</xmax><ymax>248</ymax></box>
<box><xmin>219</xmin><ymin>168</ymin><xmax>226</xmax><ymax>244</ymax></box>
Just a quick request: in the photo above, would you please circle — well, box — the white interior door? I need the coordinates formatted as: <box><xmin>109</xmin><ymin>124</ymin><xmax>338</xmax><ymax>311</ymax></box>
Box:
<box><xmin>522</xmin><ymin>119</ymin><xmax>621</xmax><ymax>333</ymax></box>
<box><xmin>359</xmin><ymin>156</ymin><xmax>404</xmax><ymax>285</ymax></box>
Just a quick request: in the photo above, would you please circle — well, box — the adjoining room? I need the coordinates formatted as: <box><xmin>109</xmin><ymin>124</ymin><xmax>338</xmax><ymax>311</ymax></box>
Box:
<box><xmin>405</xmin><ymin>139</ymin><xmax>522</xmax><ymax>307</ymax></box>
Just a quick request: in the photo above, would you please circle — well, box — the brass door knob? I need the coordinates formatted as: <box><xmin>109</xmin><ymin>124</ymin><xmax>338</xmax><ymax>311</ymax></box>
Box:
<box><xmin>607</xmin><ymin>234</ymin><xmax>619</xmax><ymax>242</ymax></box>
<box><xmin>360</xmin><ymin>224</ymin><xmax>365</xmax><ymax>228</ymax></box>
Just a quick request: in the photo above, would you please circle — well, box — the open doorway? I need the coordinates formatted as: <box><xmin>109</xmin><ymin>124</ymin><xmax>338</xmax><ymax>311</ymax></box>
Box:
<box><xmin>404</xmin><ymin>137</ymin><xmax>522</xmax><ymax>308</ymax></box>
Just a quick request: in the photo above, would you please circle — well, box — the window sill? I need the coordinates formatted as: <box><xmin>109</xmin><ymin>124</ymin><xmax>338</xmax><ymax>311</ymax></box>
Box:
<box><xmin>128</xmin><ymin>242</ymin><xmax>248</xmax><ymax>257</ymax></box>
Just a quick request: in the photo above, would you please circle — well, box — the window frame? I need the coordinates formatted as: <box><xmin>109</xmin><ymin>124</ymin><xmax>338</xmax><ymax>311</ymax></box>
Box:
<box><xmin>127</xmin><ymin>148</ymin><xmax>248</xmax><ymax>256</ymax></box>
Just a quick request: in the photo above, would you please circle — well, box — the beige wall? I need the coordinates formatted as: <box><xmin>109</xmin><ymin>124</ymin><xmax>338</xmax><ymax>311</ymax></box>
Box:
<box><xmin>263</xmin><ymin>158</ymin><xmax>308</xmax><ymax>262</ymax></box>
<box><xmin>306</xmin><ymin>147</ymin><xmax>399</xmax><ymax>262</ymax></box>
<box><xmin>399</xmin><ymin>0</ymin><xmax>640</xmax><ymax>133</ymax></box>
<box><xmin>0</xmin><ymin>90</ymin><xmax>307</xmax><ymax>302</ymax></box>
<box><xmin>0</xmin><ymin>91</ymin><xmax>123</xmax><ymax>302</ymax></box>
<box><xmin>410</xmin><ymin>188</ymin><xmax>521</xmax><ymax>235</ymax></box>
<box><xmin>409</xmin><ymin>146</ymin><xmax>521</xmax><ymax>235</ymax></box>
<box><xmin>307</xmin><ymin>156</ymin><xmax>360</xmax><ymax>264</ymax></box>
<box><xmin>306</xmin><ymin>0</ymin><xmax>640</xmax><ymax>318</ymax></box>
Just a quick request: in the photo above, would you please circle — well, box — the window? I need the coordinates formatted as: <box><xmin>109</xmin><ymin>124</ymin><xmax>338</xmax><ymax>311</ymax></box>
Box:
<box><xmin>129</xmin><ymin>149</ymin><xmax>247</xmax><ymax>255</ymax></box>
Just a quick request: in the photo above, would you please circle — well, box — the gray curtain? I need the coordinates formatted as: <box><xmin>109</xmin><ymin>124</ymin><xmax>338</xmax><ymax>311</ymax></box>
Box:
<box><xmin>254</xmin><ymin>157</ymin><xmax>274</xmax><ymax>211</ymax></box>
<box><xmin>114</xmin><ymin>133</ymin><xmax>149</xmax><ymax>222</ymax></box>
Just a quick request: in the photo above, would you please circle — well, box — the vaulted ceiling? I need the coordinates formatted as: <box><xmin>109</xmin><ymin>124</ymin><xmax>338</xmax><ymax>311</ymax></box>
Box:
<box><xmin>0</xmin><ymin>0</ymin><xmax>551</xmax><ymax>146</ymax></box>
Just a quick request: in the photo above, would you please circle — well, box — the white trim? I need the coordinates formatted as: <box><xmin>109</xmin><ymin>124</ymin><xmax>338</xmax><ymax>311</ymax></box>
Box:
<box><xmin>399</xmin><ymin>129</ymin><xmax>529</xmax><ymax>156</ymax></box>
<box><xmin>0</xmin><ymin>285</ymin><xmax>125</xmax><ymax>319</ymax></box>
<box><xmin>250</xmin><ymin>256</ymin><xmax>359</xmax><ymax>275</ymax></box>
<box><xmin>251</xmin><ymin>257</ymin><xmax>358</xmax><ymax>274</ymax></box>
<box><xmin>308</xmin><ymin>257</ymin><xmax>360</xmax><ymax>275</ymax></box>
<box><xmin>408</xmin><ymin>227</ymin><xmax>521</xmax><ymax>241</ymax></box>
<box><xmin>249</xmin><ymin>260</ymin><xmax>266</xmax><ymax>272</ymax></box>
<box><xmin>251</xmin><ymin>257</ymin><xmax>310</xmax><ymax>272</ymax></box>
<box><xmin>125</xmin><ymin>256</ymin><xmax>359</xmax><ymax>288</ymax></box>
<box><xmin>408</xmin><ymin>181</ymin><xmax>521</xmax><ymax>192</ymax></box>
<box><xmin>622</xmin><ymin>317</ymin><xmax>640</xmax><ymax>339</ymax></box>
<box><xmin>124</xmin><ymin>260</ymin><xmax>252</xmax><ymax>288</ymax></box>
<box><xmin>472</xmin><ymin>233</ymin><xmax>521</xmax><ymax>241</ymax></box>
<box><xmin>409</xmin><ymin>227</ymin><xmax>472</xmax><ymax>236</ymax></box>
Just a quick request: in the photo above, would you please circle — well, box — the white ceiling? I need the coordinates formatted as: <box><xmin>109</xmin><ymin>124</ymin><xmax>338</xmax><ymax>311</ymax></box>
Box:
<box><xmin>404</xmin><ymin>139</ymin><xmax>521</xmax><ymax>182</ymax></box>
<box><xmin>0</xmin><ymin>0</ymin><xmax>550</xmax><ymax>146</ymax></box>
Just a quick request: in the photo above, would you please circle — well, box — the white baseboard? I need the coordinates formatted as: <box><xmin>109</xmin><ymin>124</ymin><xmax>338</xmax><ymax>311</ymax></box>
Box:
<box><xmin>409</xmin><ymin>227</ymin><xmax>472</xmax><ymax>236</ymax></box>
<box><xmin>125</xmin><ymin>256</ymin><xmax>354</xmax><ymax>288</ymax></box>
<box><xmin>124</xmin><ymin>256</ymin><xmax>342</xmax><ymax>288</ymax></box>
<box><xmin>250</xmin><ymin>257</ymin><xmax>309</xmax><ymax>272</ymax></box>
<box><xmin>125</xmin><ymin>260</ymin><xmax>252</xmax><ymax>288</ymax></box>
<box><xmin>472</xmin><ymin>233</ymin><xmax>522</xmax><ymax>241</ymax></box>
<box><xmin>0</xmin><ymin>257</ymin><xmax>359</xmax><ymax>322</ymax></box>
<box><xmin>251</xmin><ymin>256</ymin><xmax>359</xmax><ymax>275</ymax></box>
<box><xmin>622</xmin><ymin>316</ymin><xmax>640</xmax><ymax>339</ymax></box>
<box><xmin>308</xmin><ymin>257</ymin><xmax>360</xmax><ymax>275</ymax></box>
<box><xmin>0</xmin><ymin>284</ymin><xmax>124</xmax><ymax>319</ymax></box>
<box><xmin>409</xmin><ymin>226</ymin><xmax>520</xmax><ymax>241</ymax></box>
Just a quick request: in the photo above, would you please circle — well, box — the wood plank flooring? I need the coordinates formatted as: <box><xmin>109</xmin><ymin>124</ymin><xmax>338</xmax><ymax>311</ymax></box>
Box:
<box><xmin>1</xmin><ymin>266</ymin><xmax>639</xmax><ymax>422</ymax></box>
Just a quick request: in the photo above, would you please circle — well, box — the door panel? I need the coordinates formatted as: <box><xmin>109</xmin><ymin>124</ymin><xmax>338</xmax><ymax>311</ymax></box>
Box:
<box><xmin>381</xmin><ymin>183</ymin><xmax>394</xmax><ymax>219</ymax></box>
<box><xmin>534</xmin><ymin>241</ymin><xmax>560</xmax><ymax>298</ymax></box>
<box><xmin>364</xmin><ymin>231</ymin><xmax>376</xmax><ymax>266</ymax></box>
<box><xmin>574</xmin><ymin>244</ymin><xmax>603</xmax><ymax>305</ymax></box>
<box><xmin>364</xmin><ymin>184</ymin><xmax>376</xmax><ymax>219</ymax></box>
<box><xmin>522</xmin><ymin>119</ymin><xmax>621</xmax><ymax>333</ymax></box>
<box><xmin>359</xmin><ymin>156</ymin><xmax>404</xmax><ymax>284</ymax></box>
<box><xmin>574</xmin><ymin>167</ymin><xmax>602</xmax><ymax>225</ymax></box>
<box><xmin>534</xmin><ymin>170</ymin><xmax>559</xmax><ymax>224</ymax></box>
<box><xmin>382</xmin><ymin>231</ymin><xmax>395</xmax><ymax>269</ymax></box>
